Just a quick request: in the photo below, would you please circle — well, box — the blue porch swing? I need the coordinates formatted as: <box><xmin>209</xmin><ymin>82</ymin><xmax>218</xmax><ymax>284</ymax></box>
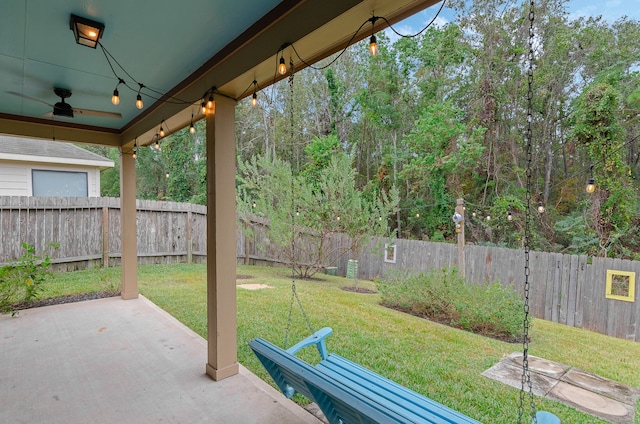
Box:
<box><xmin>249</xmin><ymin>1</ymin><xmax>560</xmax><ymax>422</ymax></box>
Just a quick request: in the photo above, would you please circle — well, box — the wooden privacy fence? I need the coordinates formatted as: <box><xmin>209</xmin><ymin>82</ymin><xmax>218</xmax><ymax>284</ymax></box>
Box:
<box><xmin>0</xmin><ymin>196</ymin><xmax>207</xmax><ymax>271</ymax></box>
<box><xmin>326</xmin><ymin>237</ymin><xmax>639</xmax><ymax>342</ymax></box>
<box><xmin>1</xmin><ymin>197</ymin><xmax>638</xmax><ymax>342</ymax></box>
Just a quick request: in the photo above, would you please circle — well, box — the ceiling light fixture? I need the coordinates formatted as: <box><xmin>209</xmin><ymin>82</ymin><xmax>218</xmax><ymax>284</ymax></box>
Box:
<box><xmin>70</xmin><ymin>14</ymin><xmax>105</xmax><ymax>49</ymax></box>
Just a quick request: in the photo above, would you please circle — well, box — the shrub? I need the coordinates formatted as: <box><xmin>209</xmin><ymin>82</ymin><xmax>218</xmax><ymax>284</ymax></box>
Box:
<box><xmin>0</xmin><ymin>242</ymin><xmax>57</xmax><ymax>316</ymax></box>
<box><xmin>377</xmin><ymin>268</ymin><xmax>527</xmax><ymax>341</ymax></box>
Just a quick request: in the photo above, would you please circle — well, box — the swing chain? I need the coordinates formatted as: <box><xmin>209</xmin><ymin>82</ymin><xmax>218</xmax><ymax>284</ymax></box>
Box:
<box><xmin>518</xmin><ymin>1</ymin><xmax>538</xmax><ymax>423</ymax></box>
<box><xmin>284</xmin><ymin>59</ymin><xmax>315</xmax><ymax>348</ymax></box>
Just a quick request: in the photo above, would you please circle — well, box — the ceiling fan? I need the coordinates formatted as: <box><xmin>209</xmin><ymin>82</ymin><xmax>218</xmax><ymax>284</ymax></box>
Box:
<box><xmin>9</xmin><ymin>87</ymin><xmax>122</xmax><ymax>119</ymax></box>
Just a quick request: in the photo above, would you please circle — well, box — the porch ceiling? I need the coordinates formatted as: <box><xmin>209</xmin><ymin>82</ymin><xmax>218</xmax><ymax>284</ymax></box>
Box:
<box><xmin>0</xmin><ymin>0</ymin><xmax>438</xmax><ymax>148</ymax></box>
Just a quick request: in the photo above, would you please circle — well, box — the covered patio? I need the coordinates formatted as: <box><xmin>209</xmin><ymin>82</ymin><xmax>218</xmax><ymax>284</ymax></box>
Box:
<box><xmin>0</xmin><ymin>0</ymin><xmax>438</xmax><ymax>421</ymax></box>
<box><xmin>0</xmin><ymin>295</ymin><xmax>320</xmax><ymax>423</ymax></box>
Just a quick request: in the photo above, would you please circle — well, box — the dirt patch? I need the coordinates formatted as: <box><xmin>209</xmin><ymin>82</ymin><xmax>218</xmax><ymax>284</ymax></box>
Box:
<box><xmin>341</xmin><ymin>287</ymin><xmax>377</xmax><ymax>294</ymax></box>
<box><xmin>237</xmin><ymin>284</ymin><xmax>273</xmax><ymax>290</ymax></box>
<box><xmin>14</xmin><ymin>291</ymin><xmax>121</xmax><ymax>311</ymax></box>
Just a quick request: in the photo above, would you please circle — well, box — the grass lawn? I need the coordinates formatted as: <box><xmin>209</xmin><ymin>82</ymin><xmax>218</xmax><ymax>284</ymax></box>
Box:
<box><xmin>41</xmin><ymin>263</ymin><xmax>640</xmax><ymax>423</ymax></box>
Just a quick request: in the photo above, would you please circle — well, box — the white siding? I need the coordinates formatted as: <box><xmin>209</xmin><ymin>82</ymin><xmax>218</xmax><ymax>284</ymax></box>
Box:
<box><xmin>0</xmin><ymin>161</ymin><xmax>102</xmax><ymax>197</ymax></box>
<box><xmin>0</xmin><ymin>163</ymin><xmax>29</xmax><ymax>196</ymax></box>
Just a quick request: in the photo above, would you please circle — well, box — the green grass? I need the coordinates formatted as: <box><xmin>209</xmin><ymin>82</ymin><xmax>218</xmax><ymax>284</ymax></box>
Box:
<box><xmin>41</xmin><ymin>264</ymin><xmax>640</xmax><ymax>423</ymax></box>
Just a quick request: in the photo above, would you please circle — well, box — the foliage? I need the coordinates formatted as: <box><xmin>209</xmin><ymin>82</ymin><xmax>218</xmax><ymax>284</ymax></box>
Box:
<box><xmin>0</xmin><ymin>242</ymin><xmax>57</xmax><ymax>315</ymax></box>
<box><xmin>377</xmin><ymin>268</ymin><xmax>526</xmax><ymax>341</ymax></box>
<box><xmin>237</xmin><ymin>138</ymin><xmax>398</xmax><ymax>278</ymax></box>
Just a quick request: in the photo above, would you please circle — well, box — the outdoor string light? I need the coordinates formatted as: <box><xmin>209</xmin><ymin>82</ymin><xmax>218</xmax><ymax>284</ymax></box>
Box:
<box><xmin>189</xmin><ymin>114</ymin><xmax>196</xmax><ymax>134</ymax></box>
<box><xmin>586</xmin><ymin>165</ymin><xmax>595</xmax><ymax>193</ymax></box>
<box><xmin>369</xmin><ymin>17</ymin><xmax>379</xmax><ymax>56</ymax></box>
<box><xmin>111</xmin><ymin>78</ymin><xmax>124</xmax><ymax>105</ymax></box>
<box><xmin>278</xmin><ymin>55</ymin><xmax>287</xmax><ymax>75</ymax></box>
<box><xmin>135</xmin><ymin>83</ymin><xmax>144</xmax><ymax>109</ymax></box>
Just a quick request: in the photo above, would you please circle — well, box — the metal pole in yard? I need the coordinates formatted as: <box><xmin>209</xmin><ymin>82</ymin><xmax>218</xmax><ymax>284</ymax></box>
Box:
<box><xmin>456</xmin><ymin>198</ymin><xmax>465</xmax><ymax>277</ymax></box>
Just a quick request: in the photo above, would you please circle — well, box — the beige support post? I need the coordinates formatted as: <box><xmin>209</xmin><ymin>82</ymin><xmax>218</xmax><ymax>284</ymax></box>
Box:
<box><xmin>102</xmin><ymin>206</ymin><xmax>109</xmax><ymax>268</ymax></box>
<box><xmin>455</xmin><ymin>198</ymin><xmax>465</xmax><ymax>278</ymax></box>
<box><xmin>205</xmin><ymin>97</ymin><xmax>239</xmax><ymax>381</ymax></box>
<box><xmin>120</xmin><ymin>147</ymin><xmax>138</xmax><ymax>299</ymax></box>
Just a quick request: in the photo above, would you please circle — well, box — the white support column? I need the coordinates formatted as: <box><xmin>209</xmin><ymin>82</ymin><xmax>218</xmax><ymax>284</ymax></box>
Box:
<box><xmin>205</xmin><ymin>97</ymin><xmax>239</xmax><ymax>381</ymax></box>
<box><xmin>120</xmin><ymin>147</ymin><xmax>138</xmax><ymax>299</ymax></box>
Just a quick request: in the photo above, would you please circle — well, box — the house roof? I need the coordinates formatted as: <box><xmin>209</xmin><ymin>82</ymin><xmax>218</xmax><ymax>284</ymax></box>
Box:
<box><xmin>0</xmin><ymin>134</ymin><xmax>114</xmax><ymax>168</ymax></box>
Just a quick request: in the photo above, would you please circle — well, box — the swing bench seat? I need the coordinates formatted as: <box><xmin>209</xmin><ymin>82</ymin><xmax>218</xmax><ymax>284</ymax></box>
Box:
<box><xmin>249</xmin><ymin>327</ymin><xmax>481</xmax><ymax>423</ymax></box>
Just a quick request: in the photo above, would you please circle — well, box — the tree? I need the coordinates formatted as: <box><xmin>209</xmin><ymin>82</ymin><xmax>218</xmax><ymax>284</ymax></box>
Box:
<box><xmin>571</xmin><ymin>77</ymin><xmax>636</xmax><ymax>256</ymax></box>
<box><xmin>237</xmin><ymin>139</ymin><xmax>398</xmax><ymax>278</ymax></box>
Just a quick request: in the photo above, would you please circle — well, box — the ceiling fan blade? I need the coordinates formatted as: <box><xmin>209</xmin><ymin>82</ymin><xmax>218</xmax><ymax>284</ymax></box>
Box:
<box><xmin>6</xmin><ymin>91</ymin><xmax>54</xmax><ymax>108</ymax></box>
<box><xmin>72</xmin><ymin>108</ymin><xmax>122</xmax><ymax>119</ymax></box>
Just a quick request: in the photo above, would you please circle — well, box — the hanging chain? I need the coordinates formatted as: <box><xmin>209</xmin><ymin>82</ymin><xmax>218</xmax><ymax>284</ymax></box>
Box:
<box><xmin>518</xmin><ymin>1</ymin><xmax>537</xmax><ymax>423</ymax></box>
<box><xmin>284</xmin><ymin>60</ymin><xmax>314</xmax><ymax>348</ymax></box>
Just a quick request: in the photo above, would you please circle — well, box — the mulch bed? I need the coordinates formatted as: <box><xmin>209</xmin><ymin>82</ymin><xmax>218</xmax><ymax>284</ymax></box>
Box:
<box><xmin>380</xmin><ymin>302</ymin><xmax>523</xmax><ymax>344</ymax></box>
<box><xmin>341</xmin><ymin>287</ymin><xmax>377</xmax><ymax>294</ymax></box>
<box><xmin>13</xmin><ymin>291</ymin><xmax>120</xmax><ymax>311</ymax></box>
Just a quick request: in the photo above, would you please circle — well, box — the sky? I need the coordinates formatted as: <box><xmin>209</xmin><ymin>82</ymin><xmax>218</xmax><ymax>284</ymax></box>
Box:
<box><xmin>393</xmin><ymin>0</ymin><xmax>640</xmax><ymax>38</ymax></box>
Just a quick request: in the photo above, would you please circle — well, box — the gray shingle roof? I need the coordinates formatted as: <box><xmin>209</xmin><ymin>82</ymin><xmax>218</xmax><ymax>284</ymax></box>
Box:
<box><xmin>0</xmin><ymin>135</ymin><xmax>113</xmax><ymax>164</ymax></box>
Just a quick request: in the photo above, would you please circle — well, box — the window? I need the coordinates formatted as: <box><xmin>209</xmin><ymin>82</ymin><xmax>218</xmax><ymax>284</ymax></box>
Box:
<box><xmin>32</xmin><ymin>170</ymin><xmax>88</xmax><ymax>197</ymax></box>
<box><xmin>605</xmin><ymin>270</ymin><xmax>635</xmax><ymax>302</ymax></box>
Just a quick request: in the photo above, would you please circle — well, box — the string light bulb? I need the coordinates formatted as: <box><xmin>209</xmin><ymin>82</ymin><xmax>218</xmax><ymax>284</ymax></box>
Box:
<box><xmin>537</xmin><ymin>201</ymin><xmax>545</xmax><ymax>214</ymax></box>
<box><xmin>135</xmin><ymin>83</ymin><xmax>144</xmax><ymax>109</ymax></box>
<box><xmin>189</xmin><ymin>122</ymin><xmax>196</xmax><ymax>134</ymax></box>
<box><xmin>111</xmin><ymin>88</ymin><xmax>120</xmax><ymax>105</ymax></box>
<box><xmin>586</xmin><ymin>165</ymin><xmax>595</xmax><ymax>193</ymax></box>
<box><xmin>507</xmin><ymin>211</ymin><xmax>513</xmax><ymax>221</ymax></box>
<box><xmin>369</xmin><ymin>35</ymin><xmax>378</xmax><ymax>56</ymax></box>
<box><xmin>278</xmin><ymin>56</ymin><xmax>287</xmax><ymax>75</ymax></box>
<box><xmin>207</xmin><ymin>95</ymin><xmax>214</xmax><ymax>110</ymax></box>
<box><xmin>200</xmin><ymin>101</ymin><xmax>206</xmax><ymax>115</ymax></box>
<box><xmin>165</xmin><ymin>171</ymin><xmax>170</xmax><ymax>179</ymax></box>
<box><xmin>159</xmin><ymin>121</ymin><xmax>165</xmax><ymax>138</ymax></box>
<box><xmin>486</xmin><ymin>215</ymin><xmax>491</xmax><ymax>221</ymax></box>
<box><xmin>416</xmin><ymin>213</ymin><xmax>420</xmax><ymax>218</ymax></box>
<box><xmin>132</xmin><ymin>139</ymin><xmax>137</xmax><ymax>160</ymax></box>
<box><xmin>154</xmin><ymin>136</ymin><xmax>160</xmax><ymax>151</ymax></box>
<box><xmin>336</xmin><ymin>215</ymin><xmax>341</xmax><ymax>221</ymax></box>
<box><xmin>251</xmin><ymin>80</ymin><xmax>258</xmax><ymax>107</ymax></box>
<box><xmin>369</xmin><ymin>18</ymin><xmax>379</xmax><ymax>56</ymax></box>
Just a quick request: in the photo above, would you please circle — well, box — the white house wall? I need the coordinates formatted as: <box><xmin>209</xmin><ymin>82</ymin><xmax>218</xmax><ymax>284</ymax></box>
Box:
<box><xmin>0</xmin><ymin>160</ymin><xmax>102</xmax><ymax>197</ymax></box>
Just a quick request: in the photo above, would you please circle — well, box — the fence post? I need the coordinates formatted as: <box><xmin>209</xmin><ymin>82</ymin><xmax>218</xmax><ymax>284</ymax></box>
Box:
<box><xmin>102</xmin><ymin>206</ymin><xmax>109</xmax><ymax>268</ymax></box>
<box><xmin>456</xmin><ymin>198</ymin><xmax>465</xmax><ymax>277</ymax></box>
<box><xmin>187</xmin><ymin>209</ymin><xmax>193</xmax><ymax>264</ymax></box>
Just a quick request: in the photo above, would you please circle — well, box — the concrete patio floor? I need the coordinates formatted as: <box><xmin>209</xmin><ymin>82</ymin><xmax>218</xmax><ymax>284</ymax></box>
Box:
<box><xmin>0</xmin><ymin>295</ymin><xmax>322</xmax><ymax>424</ymax></box>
